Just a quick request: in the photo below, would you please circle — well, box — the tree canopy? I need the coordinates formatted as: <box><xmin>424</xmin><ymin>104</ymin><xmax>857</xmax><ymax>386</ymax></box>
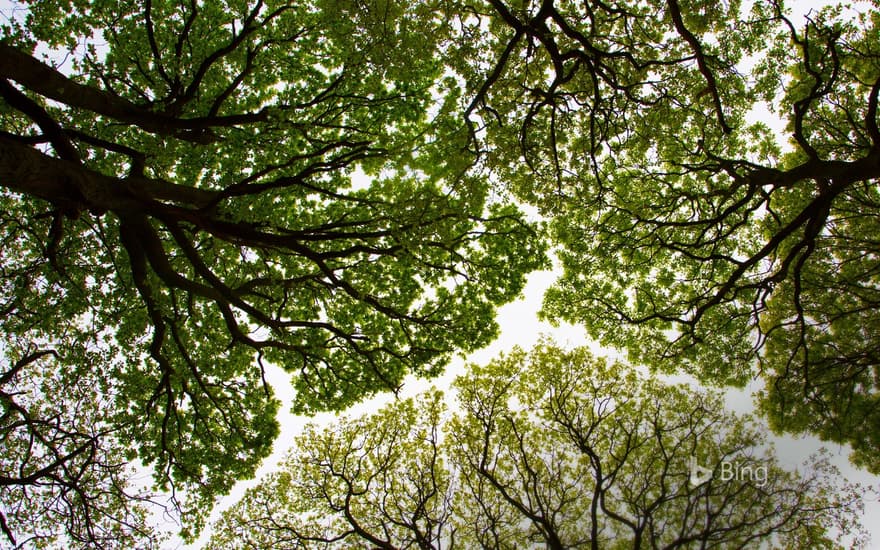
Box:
<box><xmin>208</xmin><ymin>343</ymin><xmax>868</xmax><ymax>549</ymax></box>
<box><xmin>3</xmin><ymin>0</ymin><xmax>880</xmax><ymax>545</ymax></box>
<box><xmin>0</xmin><ymin>0</ymin><xmax>544</xmax><ymax>544</ymax></box>
<box><xmin>451</xmin><ymin>0</ymin><xmax>880</xmax><ymax>472</ymax></box>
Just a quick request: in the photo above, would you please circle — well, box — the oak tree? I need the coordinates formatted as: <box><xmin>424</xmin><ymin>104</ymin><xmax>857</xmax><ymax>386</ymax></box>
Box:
<box><xmin>453</xmin><ymin>0</ymin><xmax>880</xmax><ymax>472</ymax></box>
<box><xmin>0</xmin><ymin>349</ymin><xmax>163</xmax><ymax>549</ymax></box>
<box><xmin>208</xmin><ymin>343</ymin><xmax>868</xmax><ymax>549</ymax></box>
<box><xmin>0</xmin><ymin>0</ymin><xmax>544</xmax><ymax>543</ymax></box>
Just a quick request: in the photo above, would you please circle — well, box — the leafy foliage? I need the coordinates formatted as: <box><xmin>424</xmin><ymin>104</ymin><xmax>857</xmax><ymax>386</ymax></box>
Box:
<box><xmin>209</xmin><ymin>343</ymin><xmax>869</xmax><ymax>549</ymax></box>
<box><xmin>0</xmin><ymin>0</ymin><xmax>544</xmax><ymax>543</ymax></box>
<box><xmin>4</xmin><ymin>0</ymin><xmax>879</xmax><ymax>544</ymax></box>
<box><xmin>0</xmin><ymin>349</ymin><xmax>163</xmax><ymax>549</ymax></box>
<box><xmin>453</xmin><ymin>0</ymin><xmax>880</xmax><ymax>472</ymax></box>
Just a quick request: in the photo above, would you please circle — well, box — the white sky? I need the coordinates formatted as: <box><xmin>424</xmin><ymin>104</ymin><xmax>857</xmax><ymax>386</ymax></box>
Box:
<box><xmin>182</xmin><ymin>263</ymin><xmax>879</xmax><ymax>548</ymax></box>
<box><xmin>185</xmin><ymin>0</ymin><xmax>880</xmax><ymax>544</ymax></box>
<box><xmin>184</xmin><ymin>0</ymin><xmax>880</xmax><ymax>545</ymax></box>
<box><xmin>0</xmin><ymin>0</ymin><xmax>875</xmax><ymax>546</ymax></box>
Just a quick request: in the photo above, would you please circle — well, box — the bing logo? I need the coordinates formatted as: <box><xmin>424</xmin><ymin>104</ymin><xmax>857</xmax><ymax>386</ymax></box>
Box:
<box><xmin>688</xmin><ymin>456</ymin><xmax>768</xmax><ymax>487</ymax></box>
<box><xmin>688</xmin><ymin>457</ymin><xmax>713</xmax><ymax>487</ymax></box>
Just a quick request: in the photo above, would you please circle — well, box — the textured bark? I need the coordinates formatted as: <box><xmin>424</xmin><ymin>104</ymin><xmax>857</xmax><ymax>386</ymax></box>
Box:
<box><xmin>0</xmin><ymin>134</ymin><xmax>217</xmax><ymax>213</ymax></box>
<box><xmin>0</xmin><ymin>45</ymin><xmax>162</xmax><ymax>128</ymax></box>
<box><xmin>0</xmin><ymin>45</ymin><xmax>264</xmax><ymax>143</ymax></box>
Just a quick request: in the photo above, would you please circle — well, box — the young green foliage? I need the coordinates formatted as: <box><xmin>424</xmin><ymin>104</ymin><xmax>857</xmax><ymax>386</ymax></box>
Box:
<box><xmin>209</xmin><ymin>343</ymin><xmax>869</xmax><ymax>549</ymax></box>
<box><xmin>0</xmin><ymin>0</ymin><xmax>545</xmax><ymax>543</ymax></box>
<box><xmin>453</xmin><ymin>0</ymin><xmax>880</xmax><ymax>472</ymax></box>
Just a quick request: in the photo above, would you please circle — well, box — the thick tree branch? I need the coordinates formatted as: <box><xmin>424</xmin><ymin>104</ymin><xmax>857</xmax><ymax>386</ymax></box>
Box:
<box><xmin>0</xmin><ymin>134</ymin><xmax>218</xmax><ymax>212</ymax></box>
<box><xmin>866</xmin><ymin>75</ymin><xmax>880</xmax><ymax>147</ymax></box>
<box><xmin>0</xmin><ymin>79</ymin><xmax>81</xmax><ymax>162</ymax></box>
<box><xmin>0</xmin><ymin>45</ymin><xmax>281</xmax><ymax>142</ymax></box>
<box><xmin>665</xmin><ymin>0</ymin><xmax>732</xmax><ymax>134</ymax></box>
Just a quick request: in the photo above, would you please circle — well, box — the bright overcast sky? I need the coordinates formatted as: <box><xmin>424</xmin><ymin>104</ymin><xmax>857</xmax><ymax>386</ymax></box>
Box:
<box><xmin>193</xmin><ymin>3</ymin><xmax>880</xmax><ymax>548</ymax></box>
<box><xmin>182</xmin><ymin>0</ymin><xmax>880</xmax><ymax>547</ymax></box>
<box><xmin>0</xmin><ymin>0</ymin><xmax>872</xmax><ymax>546</ymax></box>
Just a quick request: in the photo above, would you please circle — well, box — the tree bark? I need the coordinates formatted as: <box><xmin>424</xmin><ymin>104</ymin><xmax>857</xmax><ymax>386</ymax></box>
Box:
<box><xmin>0</xmin><ymin>134</ymin><xmax>217</xmax><ymax>213</ymax></box>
